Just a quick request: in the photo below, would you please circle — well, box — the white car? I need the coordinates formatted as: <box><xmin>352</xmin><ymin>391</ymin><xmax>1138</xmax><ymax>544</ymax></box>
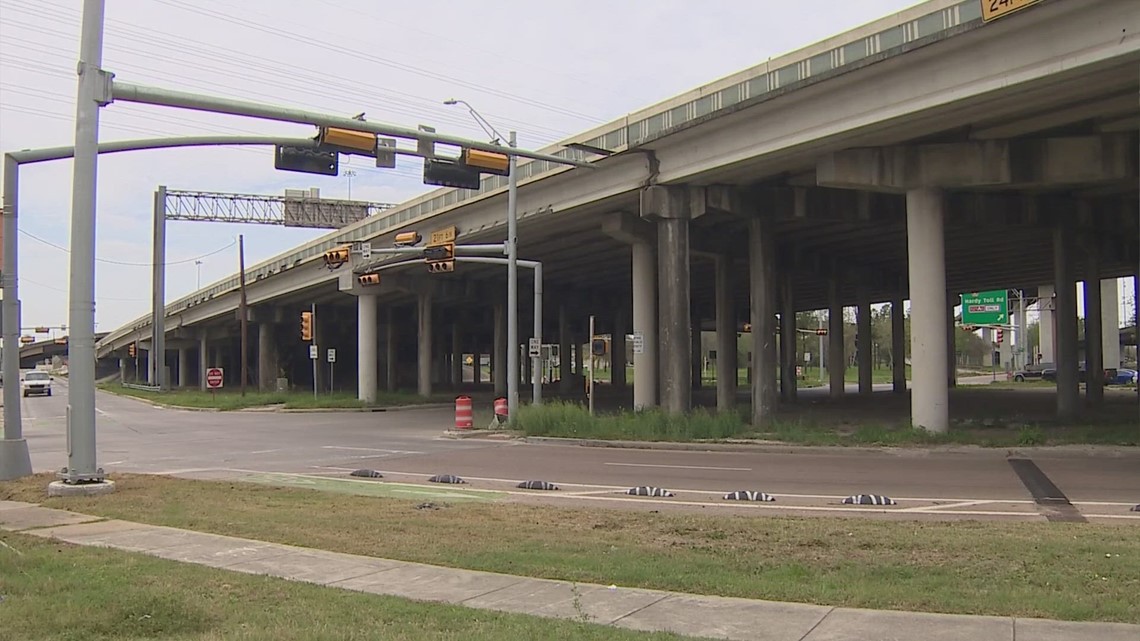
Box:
<box><xmin>22</xmin><ymin>371</ymin><xmax>53</xmax><ymax>397</ymax></box>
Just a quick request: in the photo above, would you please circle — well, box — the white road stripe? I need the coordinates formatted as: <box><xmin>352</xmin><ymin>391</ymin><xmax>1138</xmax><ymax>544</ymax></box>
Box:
<box><xmin>604</xmin><ymin>462</ymin><xmax>752</xmax><ymax>471</ymax></box>
<box><xmin>249</xmin><ymin>449</ymin><xmax>281</xmax><ymax>454</ymax></box>
<box><xmin>321</xmin><ymin>446</ymin><xmax>422</xmax><ymax>454</ymax></box>
<box><xmin>899</xmin><ymin>500</ymin><xmax>997</xmax><ymax>513</ymax></box>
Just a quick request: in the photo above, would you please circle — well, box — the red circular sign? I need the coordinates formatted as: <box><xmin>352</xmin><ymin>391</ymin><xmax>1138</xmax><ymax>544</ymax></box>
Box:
<box><xmin>205</xmin><ymin>368</ymin><xmax>224</xmax><ymax>389</ymax></box>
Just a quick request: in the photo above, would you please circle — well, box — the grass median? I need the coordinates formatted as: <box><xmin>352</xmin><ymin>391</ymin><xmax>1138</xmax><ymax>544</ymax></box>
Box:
<box><xmin>514</xmin><ymin>401</ymin><xmax>1139</xmax><ymax>447</ymax></box>
<box><xmin>0</xmin><ymin>531</ymin><xmax>696</xmax><ymax>641</ymax></box>
<box><xmin>6</xmin><ymin>473</ymin><xmax>1138</xmax><ymax>623</ymax></box>
<box><xmin>99</xmin><ymin>383</ymin><xmax>450</xmax><ymax>411</ymax></box>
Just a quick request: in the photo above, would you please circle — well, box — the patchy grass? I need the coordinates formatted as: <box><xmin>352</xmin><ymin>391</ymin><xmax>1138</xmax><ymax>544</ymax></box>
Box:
<box><xmin>6</xmin><ymin>473</ymin><xmax>1139</xmax><ymax>623</ymax></box>
<box><xmin>516</xmin><ymin>401</ymin><xmax>1139</xmax><ymax>447</ymax></box>
<box><xmin>0</xmin><ymin>531</ymin><xmax>694</xmax><ymax>641</ymax></box>
<box><xmin>99</xmin><ymin>384</ymin><xmax>449</xmax><ymax>411</ymax></box>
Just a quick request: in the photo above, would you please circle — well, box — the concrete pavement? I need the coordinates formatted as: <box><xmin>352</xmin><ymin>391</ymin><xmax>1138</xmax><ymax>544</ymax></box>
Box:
<box><xmin>3</xmin><ymin>501</ymin><xmax>1136</xmax><ymax>641</ymax></box>
<box><xmin>12</xmin><ymin>380</ymin><xmax>1140</xmax><ymax>523</ymax></box>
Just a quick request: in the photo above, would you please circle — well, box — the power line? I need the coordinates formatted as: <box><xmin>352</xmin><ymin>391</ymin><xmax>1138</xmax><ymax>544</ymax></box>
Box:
<box><xmin>19</xmin><ymin>229</ymin><xmax>238</xmax><ymax>266</ymax></box>
<box><xmin>18</xmin><ymin>276</ymin><xmax>148</xmax><ymax>302</ymax></box>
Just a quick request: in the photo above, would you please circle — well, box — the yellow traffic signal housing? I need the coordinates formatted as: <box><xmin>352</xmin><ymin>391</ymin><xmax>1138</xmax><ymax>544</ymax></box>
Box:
<box><xmin>394</xmin><ymin>231</ymin><xmax>422</xmax><ymax>247</ymax></box>
<box><xmin>319</xmin><ymin>127</ymin><xmax>376</xmax><ymax>154</ymax></box>
<box><xmin>462</xmin><ymin>148</ymin><xmax>510</xmax><ymax>176</ymax></box>
<box><xmin>815</xmin><ymin>328</ymin><xmax>828</xmax><ymax>336</ymax></box>
<box><xmin>128</xmin><ymin>343</ymin><xmax>137</xmax><ymax>358</ymax></box>
<box><xmin>358</xmin><ymin>273</ymin><xmax>381</xmax><ymax>286</ymax></box>
<box><xmin>300</xmin><ymin>311</ymin><xmax>313</xmax><ymax>341</ymax></box>
<box><xmin>424</xmin><ymin>242</ymin><xmax>455</xmax><ymax>274</ymax></box>
<box><xmin>54</xmin><ymin>337</ymin><xmax>67</xmax><ymax>345</ymax></box>
<box><xmin>323</xmin><ymin>245</ymin><xmax>351</xmax><ymax>269</ymax></box>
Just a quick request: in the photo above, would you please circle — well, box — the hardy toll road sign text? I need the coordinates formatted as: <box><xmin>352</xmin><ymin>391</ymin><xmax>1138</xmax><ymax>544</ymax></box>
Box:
<box><xmin>981</xmin><ymin>0</ymin><xmax>1042</xmax><ymax>22</ymax></box>
<box><xmin>962</xmin><ymin>290</ymin><xmax>1008</xmax><ymax>325</ymax></box>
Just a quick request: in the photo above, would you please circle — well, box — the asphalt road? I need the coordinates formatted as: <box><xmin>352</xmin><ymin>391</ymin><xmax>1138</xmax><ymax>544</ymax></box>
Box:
<box><xmin>12</xmin><ymin>380</ymin><xmax>1140</xmax><ymax>523</ymax></box>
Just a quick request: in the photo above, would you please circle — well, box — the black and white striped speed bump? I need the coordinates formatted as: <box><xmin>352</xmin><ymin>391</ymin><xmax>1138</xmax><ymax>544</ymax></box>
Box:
<box><xmin>428</xmin><ymin>474</ymin><xmax>466</xmax><ymax>484</ymax></box>
<box><xmin>349</xmin><ymin>469</ymin><xmax>383</xmax><ymax>479</ymax></box>
<box><xmin>842</xmin><ymin>494</ymin><xmax>896</xmax><ymax>506</ymax></box>
<box><xmin>517</xmin><ymin>480</ymin><xmax>560</xmax><ymax>491</ymax></box>
<box><xmin>627</xmin><ymin>486</ymin><xmax>674</xmax><ymax>497</ymax></box>
<box><xmin>723</xmin><ymin>490</ymin><xmax>775</xmax><ymax>502</ymax></box>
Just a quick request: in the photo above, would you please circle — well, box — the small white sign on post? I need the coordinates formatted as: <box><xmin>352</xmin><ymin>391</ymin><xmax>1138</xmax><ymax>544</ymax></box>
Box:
<box><xmin>327</xmin><ymin>348</ymin><xmax>337</xmax><ymax>363</ymax></box>
<box><xmin>804</xmin><ymin>352</ymin><xmax>811</xmax><ymax>363</ymax></box>
<box><xmin>361</xmin><ymin>242</ymin><xmax>372</xmax><ymax>260</ymax></box>
<box><xmin>631</xmin><ymin>332</ymin><xmax>645</xmax><ymax>355</ymax></box>
<box><xmin>309</xmin><ymin>345</ymin><xmax>318</xmax><ymax>360</ymax></box>
<box><xmin>528</xmin><ymin>337</ymin><xmax>541</xmax><ymax>358</ymax></box>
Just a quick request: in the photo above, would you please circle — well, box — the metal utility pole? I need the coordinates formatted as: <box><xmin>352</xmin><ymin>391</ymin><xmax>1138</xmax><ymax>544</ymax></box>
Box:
<box><xmin>62</xmin><ymin>0</ymin><xmax>109</xmax><ymax>484</ymax></box>
<box><xmin>588</xmin><ymin>315</ymin><xmax>595</xmax><ymax>415</ymax></box>
<box><xmin>506</xmin><ymin>131</ymin><xmax>520</xmax><ymax>423</ymax></box>
<box><xmin>238</xmin><ymin>234</ymin><xmax>248</xmax><ymax>396</ymax></box>
<box><xmin>150</xmin><ymin>185</ymin><xmax>167</xmax><ymax>389</ymax></box>
<box><xmin>311</xmin><ymin>303</ymin><xmax>318</xmax><ymax>399</ymax></box>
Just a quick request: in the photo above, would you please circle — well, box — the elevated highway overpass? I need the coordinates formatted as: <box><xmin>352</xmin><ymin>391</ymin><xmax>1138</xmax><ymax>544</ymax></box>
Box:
<box><xmin>97</xmin><ymin>0</ymin><xmax>1139</xmax><ymax>431</ymax></box>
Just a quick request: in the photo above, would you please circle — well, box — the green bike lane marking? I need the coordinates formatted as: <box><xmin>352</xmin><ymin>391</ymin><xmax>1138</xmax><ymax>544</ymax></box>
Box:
<box><xmin>238</xmin><ymin>471</ymin><xmax>505</xmax><ymax>502</ymax></box>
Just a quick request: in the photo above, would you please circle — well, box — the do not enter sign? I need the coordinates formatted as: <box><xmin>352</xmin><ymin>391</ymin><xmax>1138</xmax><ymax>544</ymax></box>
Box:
<box><xmin>205</xmin><ymin>367</ymin><xmax>224</xmax><ymax>390</ymax></box>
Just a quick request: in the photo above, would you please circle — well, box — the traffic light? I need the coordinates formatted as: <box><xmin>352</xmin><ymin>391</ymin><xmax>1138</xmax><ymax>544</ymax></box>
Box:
<box><xmin>424</xmin><ymin>243</ymin><xmax>455</xmax><ymax>273</ymax></box>
<box><xmin>128</xmin><ymin>343</ymin><xmax>136</xmax><ymax>358</ymax></box>
<box><xmin>274</xmin><ymin>145</ymin><xmax>338</xmax><ymax>176</ymax></box>
<box><xmin>318</xmin><ymin>126</ymin><xmax>375</xmax><ymax>155</ymax></box>
<box><xmin>300</xmin><ymin>311</ymin><xmax>313</xmax><ymax>341</ymax></box>
<box><xmin>815</xmin><ymin>328</ymin><xmax>828</xmax><ymax>336</ymax></box>
<box><xmin>394</xmin><ymin>231</ymin><xmax>422</xmax><ymax>247</ymax></box>
<box><xmin>323</xmin><ymin>245</ymin><xmax>351</xmax><ymax>270</ymax></box>
<box><xmin>358</xmin><ymin>273</ymin><xmax>381</xmax><ymax>286</ymax></box>
<box><xmin>591</xmin><ymin>338</ymin><xmax>607</xmax><ymax>356</ymax></box>
<box><xmin>996</xmin><ymin>329</ymin><xmax>1004</xmax><ymax>344</ymax></box>
<box><xmin>462</xmin><ymin>148</ymin><xmax>510</xmax><ymax>176</ymax></box>
<box><xmin>961</xmin><ymin>324</ymin><xmax>978</xmax><ymax>332</ymax></box>
<box><xmin>423</xmin><ymin>158</ymin><xmax>481</xmax><ymax>190</ymax></box>
<box><xmin>742</xmin><ymin>323</ymin><xmax>752</xmax><ymax>333</ymax></box>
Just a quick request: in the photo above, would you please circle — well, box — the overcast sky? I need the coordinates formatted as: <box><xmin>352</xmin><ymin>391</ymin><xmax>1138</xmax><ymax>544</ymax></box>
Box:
<box><xmin>0</xmin><ymin>0</ymin><xmax>1132</xmax><ymax>336</ymax></box>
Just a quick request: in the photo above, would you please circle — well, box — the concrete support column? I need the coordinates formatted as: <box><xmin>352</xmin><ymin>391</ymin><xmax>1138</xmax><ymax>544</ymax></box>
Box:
<box><xmin>632</xmin><ymin>240</ymin><xmax>658</xmax><ymax>409</ymax></box>
<box><xmin>1084</xmin><ymin>255</ymin><xmax>1104</xmax><ymax>405</ymax></box>
<box><xmin>827</xmin><ymin>278</ymin><xmax>845</xmax><ymax>398</ymax></box>
<box><xmin>493</xmin><ymin>302</ymin><xmax>506</xmax><ymax>397</ymax></box>
<box><xmin>780</xmin><ymin>272</ymin><xmax>797</xmax><ymax>403</ymax></box>
<box><xmin>357</xmin><ymin>294</ymin><xmax>377</xmax><ymax>403</ymax></box>
<box><xmin>1101</xmin><ymin>279</ymin><xmax>1120</xmax><ymax>369</ymax></box>
<box><xmin>119</xmin><ymin>357</ymin><xmax>127</xmax><ymax>384</ymax></box>
<box><xmin>749</xmin><ymin>214</ymin><xmax>778</xmax><ymax>425</ymax></box>
<box><xmin>906</xmin><ymin>188</ymin><xmax>949</xmax><ymax>433</ymax></box>
<box><xmin>1053</xmin><ymin>223</ymin><xmax>1079</xmax><ymax>420</ymax></box>
<box><xmin>177</xmin><ymin>347</ymin><xmax>189</xmax><ymax>388</ymax></box>
<box><xmin>258</xmin><ymin>323</ymin><xmax>277</xmax><ymax>393</ymax></box>
<box><xmin>558</xmin><ymin>303</ymin><xmax>572</xmax><ymax>393</ymax></box>
<box><xmin>891</xmin><ymin>294</ymin><xmax>906</xmax><ymax>394</ymax></box>
<box><xmin>198</xmin><ymin>332</ymin><xmax>208</xmax><ymax>391</ymax></box>
<box><xmin>1038</xmin><ymin>284</ymin><xmax>1056</xmax><ymax>364</ymax></box>
<box><xmin>417</xmin><ymin>293</ymin><xmax>433</xmax><ymax>397</ymax></box>
<box><xmin>857</xmin><ymin>286</ymin><xmax>873</xmax><ymax>396</ymax></box>
<box><xmin>714</xmin><ymin>255</ymin><xmax>737</xmax><ymax>411</ymax></box>
<box><xmin>574</xmin><ymin>335</ymin><xmax>584</xmax><ymax>377</ymax></box>
<box><xmin>386</xmin><ymin>307</ymin><xmax>397</xmax><ymax>392</ymax></box>
<box><xmin>657</xmin><ymin>215</ymin><xmax>692</xmax><ymax>414</ymax></box>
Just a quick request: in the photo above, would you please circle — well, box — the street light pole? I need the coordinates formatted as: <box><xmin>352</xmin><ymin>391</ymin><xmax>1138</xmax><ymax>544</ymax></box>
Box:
<box><xmin>63</xmin><ymin>0</ymin><xmax>109</xmax><ymax>486</ymax></box>
<box><xmin>506</xmin><ymin>130</ymin><xmax>519</xmax><ymax>422</ymax></box>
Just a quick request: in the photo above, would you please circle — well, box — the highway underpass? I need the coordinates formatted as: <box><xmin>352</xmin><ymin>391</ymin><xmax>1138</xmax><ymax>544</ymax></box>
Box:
<box><xmin>95</xmin><ymin>0</ymin><xmax>1139</xmax><ymax>432</ymax></box>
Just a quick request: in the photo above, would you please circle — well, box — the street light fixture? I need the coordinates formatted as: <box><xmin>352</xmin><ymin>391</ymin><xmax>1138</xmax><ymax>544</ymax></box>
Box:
<box><xmin>444</xmin><ymin>99</ymin><xmax>525</xmax><ymax>421</ymax></box>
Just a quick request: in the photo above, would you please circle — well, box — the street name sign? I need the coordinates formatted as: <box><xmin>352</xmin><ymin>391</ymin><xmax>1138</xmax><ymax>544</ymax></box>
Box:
<box><xmin>961</xmin><ymin>290</ymin><xmax>1008</xmax><ymax>325</ymax></box>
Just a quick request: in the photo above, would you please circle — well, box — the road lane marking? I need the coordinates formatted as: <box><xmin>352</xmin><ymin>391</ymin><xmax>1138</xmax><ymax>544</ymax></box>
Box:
<box><xmin>249</xmin><ymin>449</ymin><xmax>281</xmax><ymax>454</ymax></box>
<box><xmin>899</xmin><ymin>500</ymin><xmax>996</xmax><ymax>513</ymax></box>
<box><xmin>321</xmin><ymin>446</ymin><xmax>422</xmax><ymax>454</ymax></box>
<box><xmin>604</xmin><ymin>462</ymin><xmax>752</xmax><ymax>471</ymax></box>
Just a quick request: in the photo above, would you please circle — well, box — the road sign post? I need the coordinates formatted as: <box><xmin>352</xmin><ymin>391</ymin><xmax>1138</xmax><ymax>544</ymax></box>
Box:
<box><xmin>327</xmin><ymin>348</ymin><xmax>336</xmax><ymax>393</ymax></box>
<box><xmin>205</xmin><ymin>366</ymin><xmax>224</xmax><ymax>401</ymax></box>
<box><xmin>961</xmin><ymin>290</ymin><xmax>1009</xmax><ymax>326</ymax></box>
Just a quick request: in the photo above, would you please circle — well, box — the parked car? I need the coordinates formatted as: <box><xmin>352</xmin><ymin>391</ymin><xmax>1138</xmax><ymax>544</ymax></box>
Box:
<box><xmin>1111</xmin><ymin>368</ymin><xmax>1138</xmax><ymax>386</ymax></box>
<box><xmin>1012</xmin><ymin>363</ymin><xmax>1053</xmax><ymax>382</ymax></box>
<box><xmin>21</xmin><ymin>371</ymin><xmax>52</xmax><ymax>397</ymax></box>
<box><xmin>1040</xmin><ymin>365</ymin><xmax>1117</xmax><ymax>385</ymax></box>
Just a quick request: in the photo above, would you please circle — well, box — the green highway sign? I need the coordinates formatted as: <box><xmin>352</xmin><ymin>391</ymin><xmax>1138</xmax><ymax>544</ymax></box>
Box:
<box><xmin>961</xmin><ymin>290</ymin><xmax>1008</xmax><ymax>325</ymax></box>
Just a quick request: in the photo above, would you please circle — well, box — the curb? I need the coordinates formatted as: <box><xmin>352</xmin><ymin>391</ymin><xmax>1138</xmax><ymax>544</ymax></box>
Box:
<box><xmin>279</xmin><ymin>403</ymin><xmax>453</xmax><ymax>413</ymax></box>
<box><xmin>441</xmin><ymin>429</ymin><xmax>520</xmax><ymax>440</ymax></box>
<box><xmin>520</xmin><ymin>436</ymin><xmax>1140</xmax><ymax>458</ymax></box>
<box><xmin>99</xmin><ymin>389</ymin><xmax>452</xmax><ymax>414</ymax></box>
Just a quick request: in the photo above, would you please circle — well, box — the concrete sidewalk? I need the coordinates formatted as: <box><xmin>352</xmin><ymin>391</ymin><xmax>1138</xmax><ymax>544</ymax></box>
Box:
<box><xmin>2</xmin><ymin>500</ymin><xmax>1136</xmax><ymax>641</ymax></box>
